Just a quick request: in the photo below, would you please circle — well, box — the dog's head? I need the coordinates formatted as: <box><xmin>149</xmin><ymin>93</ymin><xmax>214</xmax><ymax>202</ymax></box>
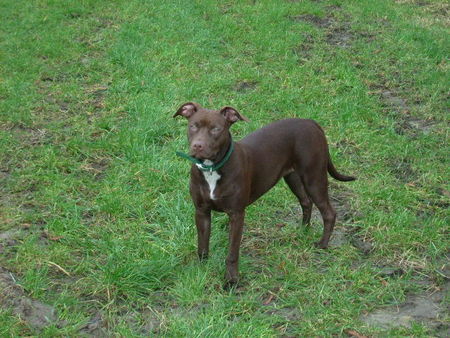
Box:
<box><xmin>174</xmin><ymin>102</ymin><xmax>248</xmax><ymax>161</ymax></box>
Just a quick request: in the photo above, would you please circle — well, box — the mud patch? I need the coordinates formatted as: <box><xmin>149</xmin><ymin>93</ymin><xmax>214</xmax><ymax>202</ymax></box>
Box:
<box><xmin>290</xmin><ymin>14</ymin><xmax>333</xmax><ymax>28</ymax></box>
<box><xmin>1</xmin><ymin>226</ymin><xmax>55</xmax><ymax>257</ymax></box>
<box><xmin>0</xmin><ymin>168</ymin><xmax>10</xmax><ymax>180</ymax></box>
<box><xmin>264</xmin><ymin>303</ymin><xmax>301</xmax><ymax>336</ymax></box>
<box><xmin>364</xmin><ymin>258</ymin><xmax>449</xmax><ymax>334</ymax></box>
<box><xmin>380</xmin><ymin>90</ymin><xmax>409</xmax><ymax>111</ymax></box>
<box><xmin>395</xmin><ymin>114</ymin><xmax>436</xmax><ymax>137</ymax></box>
<box><xmin>417</xmin><ymin>196</ymin><xmax>450</xmax><ymax>216</ymax></box>
<box><xmin>79</xmin><ymin>311</ymin><xmax>108</xmax><ymax>337</ymax></box>
<box><xmin>377</xmin><ymin>266</ymin><xmax>405</xmax><ymax>278</ymax></box>
<box><xmin>0</xmin><ymin>229</ymin><xmax>20</xmax><ymax>250</ymax></box>
<box><xmin>362</xmin><ymin>284</ymin><xmax>449</xmax><ymax>333</ymax></box>
<box><xmin>234</xmin><ymin>81</ymin><xmax>257</xmax><ymax>93</ymax></box>
<box><xmin>0</xmin><ymin>228</ymin><xmax>24</xmax><ymax>255</ymax></box>
<box><xmin>67</xmin><ymin>12</ymin><xmax>82</xmax><ymax>19</ymax></box>
<box><xmin>396</xmin><ymin>0</ymin><xmax>450</xmax><ymax>15</ymax></box>
<box><xmin>389</xmin><ymin>157</ymin><xmax>417</xmax><ymax>183</ymax></box>
<box><xmin>0</xmin><ymin>267</ymin><xmax>57</xmax><ymax>330</ymax></box>
<box><xmin>369</xmin><ymin>86</ymin><xmax>437</xmax><ymax>136</ymax></box>
<box><xmin>35</xmin><ymin>78</ymin><xmax>73</xmax><ymax>115</ymax></box>
<box><xmin>291</xmin><ymin>9</ymin><xmax>377</xmax><ymax>61</ymax></box>
<box><xmin>87</xmin><ymin>85</ymin><xmax>108</xmax><ymax>111</ymax></box>
<box><xmin>328</xmin><ymin>226</ymin><xmax>373</xmax><ymax>254</ymax></box>
<box><xmin>138</xmin><ymin>308</ymin><xmax>163</xmax><ymax>335</ymax></box>
<box><xmin>290</xmin><ymin>12</ymin><xmax>359</xmax><ymax>48</ymax></box>
<box><xmin>325</xmin><ymin>26</ymin><xmax>356</xmax><ymax>48</ymax></box>
<box><xmin>335</xmin><ymin>138</ymin><xmax>360</xmax><ymax>156</ymax></box>
<box><xmin>328</xmin><ymin>227</ymin><xmax>348</xmax><ymax>247</ymax></box>
<box><xmin>329</xmin><ymin>186</ymin><xmax>360</xmax><ymax>222</ymax></box>
<box><xmin>292</xmin><ymin>34</ymin><xmax>315</xmax><ymax>63</ymax></box>
<box><xmin>9</xmin><ymin>125</ymin><xmax>51</xmax><ymax>147</ymax></box>
<box><xmin>0</xmin><ymin>229</ymin><xmax>20</xmax><ymax>241</ymax></box>
<box><xmin>349</xmin><ymin>236</ymin><xmax>374</xmax><ymax>255</ymax></box>
<box><xmin>437</xmin><ymin>188</ymin><xmax>450</xmax><ymax>199</ymax></box>
<box><xmin>266</xmin><ymin>306</ymin><xmax>300</xmax><ymax>321</ymax></box>
<box><xmin>290</xmin><ymin>10</ymin><xmax>359</xmax><ymax>60</ymax></box>
<box><xmin>80</xmin><ymin>157</ymin><xmax>109</xmax><ymax>180</ymax></box>
<box><xmin>78</xmin><ymin>305</ymin><xmax>162</xmax><ymax>336</ymax></box>
<box><xmin>419</xmin><ymin>1</ymin><xmax>450</xmax><ymax>18</ymax></box>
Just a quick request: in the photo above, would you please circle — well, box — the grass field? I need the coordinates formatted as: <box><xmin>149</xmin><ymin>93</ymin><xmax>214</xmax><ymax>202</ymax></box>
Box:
<box><xmin>0</xmin><ymin>0</ymin><xmax>449</xmax><ymax>336</ymax></box>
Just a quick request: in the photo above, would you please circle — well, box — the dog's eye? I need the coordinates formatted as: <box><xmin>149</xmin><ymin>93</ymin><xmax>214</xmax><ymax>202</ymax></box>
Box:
<box><xmin>211</xmin><ymin>127</ymin><xmax>222</xmax><ymax>134</ymax></box>
<box><xmin>189</xmin><ymin>124</ymin><xmax>198</xmax><ymax>131</ymax></box>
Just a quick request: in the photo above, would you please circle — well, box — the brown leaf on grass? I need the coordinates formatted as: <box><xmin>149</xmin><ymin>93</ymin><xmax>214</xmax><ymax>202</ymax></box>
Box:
<box><xmin>263</xmin><ymin>293</ymin><xmax>275</xmax><ymax>305</ymax></box>
<box><xmin>344</xmin><ymin>329</ymin><xmax>368</xmax><ymax>338</ymax></box>
<box><xmin>438</xmin><ymin>188</ymin><xmax>450</xmax><ymax>198</ymax></box>
<box><xmin>42</xmin><ymin>231</ymin><xmax>63</xmax><ymax>241</ymax></box>
<box><xmin>91</xmin><ymin>131</ymin><xmax>103</xmax><ymax>138</ymax></box>
<box><xmin>275</xmin><ymin>223</ymin><xmax>286</xmax><ymax>228</ymax></box>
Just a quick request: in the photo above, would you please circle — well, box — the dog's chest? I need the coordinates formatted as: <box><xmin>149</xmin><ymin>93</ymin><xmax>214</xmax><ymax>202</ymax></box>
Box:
<box><xmin>197</xmin><ymin>161</ymin><xmax>221</xmax><ymax>200</ymax></box>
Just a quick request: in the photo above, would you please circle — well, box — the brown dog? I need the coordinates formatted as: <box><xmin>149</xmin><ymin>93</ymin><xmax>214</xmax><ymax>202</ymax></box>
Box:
<box><xmin>174</xmin><ymin>102</ymin><xmax>355</xmax><ymax>287</ymax></box>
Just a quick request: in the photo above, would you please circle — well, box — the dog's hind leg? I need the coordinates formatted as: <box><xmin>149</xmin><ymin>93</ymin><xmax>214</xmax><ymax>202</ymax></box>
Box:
<box><xmin>284</xmin><ymin>172</ymin><xmax>312</xmax><ymax>226</ymax></box>
<box><xmin>297</xmin><ymin>168</ymin><xmax>336</xmax><ymax>249</ymax></box>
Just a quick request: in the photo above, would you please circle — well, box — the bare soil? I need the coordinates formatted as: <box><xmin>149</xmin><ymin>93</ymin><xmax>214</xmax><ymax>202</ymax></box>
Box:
<box><xmin>362</xmin><ymin>278</ymin><xmax>449</xmax><ymax>335</ymax></box>
<box><xmin>0</xmin><ymin>267</ymin><xmax>57</xmax><ymax>330</ymax></box>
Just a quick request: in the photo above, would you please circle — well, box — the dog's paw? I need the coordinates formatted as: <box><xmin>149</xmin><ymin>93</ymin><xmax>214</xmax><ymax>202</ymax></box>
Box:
<box><xmin>314</xmin><ymin>241</ymin><xmax>329</xmax><ymax>249</ymax></box>
<box><xmin>223</xmin><ymin>279</ymin><xmax>238</xmax><ymax>291</ymax></box>
<box><xmin>198</xmin><ymin>252</ymin><xmax>209</xmax><ymax>261</ymax></box>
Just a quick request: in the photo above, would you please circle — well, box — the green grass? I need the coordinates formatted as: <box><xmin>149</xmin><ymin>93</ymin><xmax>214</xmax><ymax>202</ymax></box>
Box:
<box><xmin>0</xmin><ymin>0</ymin><xmax>448</xmax><ymax>336</ymax></box>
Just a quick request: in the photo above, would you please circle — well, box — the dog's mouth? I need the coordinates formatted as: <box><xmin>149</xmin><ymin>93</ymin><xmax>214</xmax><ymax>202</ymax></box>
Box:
<box><xmin>189</xmin><ymin>150</ymin><xmax>215</xmax><ymax>161</ymax></box>
<box><xmin>189</xmin><ymin>142</ymin><xmax>231</xmax><ymax>163</ymax></box>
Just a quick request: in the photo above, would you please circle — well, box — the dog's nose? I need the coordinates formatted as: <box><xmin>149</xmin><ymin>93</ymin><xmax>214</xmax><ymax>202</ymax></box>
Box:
<box><xmin>192</xmin><ymin>142</ymin><xmax>204</xmax><ymax>151</ymax></box>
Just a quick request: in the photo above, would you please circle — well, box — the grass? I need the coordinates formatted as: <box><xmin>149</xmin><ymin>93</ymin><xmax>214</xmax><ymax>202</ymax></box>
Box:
<box><xmin>0</xmin><ymin>0</ymin><xmax>449</xmax><ymax>336</ymax></box>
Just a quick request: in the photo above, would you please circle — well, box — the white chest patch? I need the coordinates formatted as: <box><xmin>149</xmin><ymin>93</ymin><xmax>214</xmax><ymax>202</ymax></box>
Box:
<box><xmin>197</xmin><ymin>160</ymin><xmax>221</xmax><ymax>200</ymax></box>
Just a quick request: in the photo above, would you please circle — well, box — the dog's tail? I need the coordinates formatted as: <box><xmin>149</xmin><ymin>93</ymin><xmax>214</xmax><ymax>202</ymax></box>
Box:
<box><xmin>327</xmin><ymin>151</ymin><xmax>356</xmax><ymax>182</ymax></box>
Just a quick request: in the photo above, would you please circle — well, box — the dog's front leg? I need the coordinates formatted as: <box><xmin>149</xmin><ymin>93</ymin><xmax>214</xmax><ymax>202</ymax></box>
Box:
<box><xmin>195</xmin><ymin>208</ymin><xmax>211</xmax><ymax>260</ymax></box>
<box><xmin>224</xmin><ymin>210</ymin><xmax>245</xmax><ymax>288</ymax></box>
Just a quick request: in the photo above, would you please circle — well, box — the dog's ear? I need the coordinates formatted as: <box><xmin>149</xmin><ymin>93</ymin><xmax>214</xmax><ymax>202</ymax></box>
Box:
<box><xmin>173</xmin><ymin>102</ymin><xmax>200</xmax><ymax>119</ymax></box>
<box><xmin>219</xmin><ymin>106</ymin><xmax>249</xmax><ymax>124</ymax></box>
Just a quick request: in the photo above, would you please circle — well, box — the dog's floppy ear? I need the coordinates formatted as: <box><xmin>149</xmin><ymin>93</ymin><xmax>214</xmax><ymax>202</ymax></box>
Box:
<box><xmin>219</xmin><ymin>106</ymin><xmax>249</xmax><ymax>124</ymax></box>
<box><xmin>173</xmin><ymin>102</ymin><xmax>200</xmax><ymax>119</ymax></box>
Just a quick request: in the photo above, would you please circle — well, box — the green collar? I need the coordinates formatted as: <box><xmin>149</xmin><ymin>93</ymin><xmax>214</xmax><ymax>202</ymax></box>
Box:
<box><xmin>176</xmin><ymin>141</ymin><xmax>234</xmax><ymax>172</ymax></box>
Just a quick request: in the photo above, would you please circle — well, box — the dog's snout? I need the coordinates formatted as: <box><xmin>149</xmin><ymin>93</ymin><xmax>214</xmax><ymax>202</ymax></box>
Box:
<box><xmin>192</xmin><ymin>142</ymin><xmax>204</xmax><ymax>151</ymax></box>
